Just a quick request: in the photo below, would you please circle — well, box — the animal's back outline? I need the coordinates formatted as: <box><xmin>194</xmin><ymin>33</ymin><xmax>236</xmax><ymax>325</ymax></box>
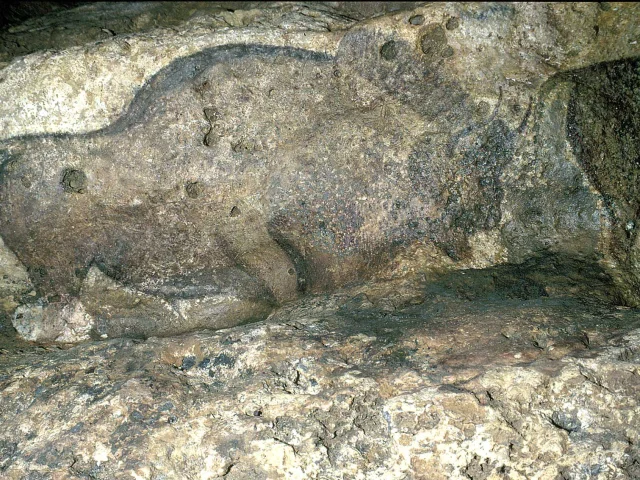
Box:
<box><xmin>0</xmin><ymin>44</ymin><xmax>335</xmax><ymax>150</ymax></box>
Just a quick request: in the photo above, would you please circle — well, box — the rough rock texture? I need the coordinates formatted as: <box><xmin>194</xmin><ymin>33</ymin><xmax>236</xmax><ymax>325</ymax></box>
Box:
<box><xmin>1</xmin><ymin>1</ymin><xmax>640</xmax><ymax>478</ymax></box>
<box><xmin>1</xmin><ymin>294</ymin><xmax>640</xmax><ymax>479</ymax></box>
<box><xmin>0</xmin><ymin>2</ymin><xmax>429</xmax><ymax>67</ymax></box>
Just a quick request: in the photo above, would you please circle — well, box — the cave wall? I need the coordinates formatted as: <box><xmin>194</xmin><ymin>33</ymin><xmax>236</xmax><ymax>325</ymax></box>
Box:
<box><xmin>0</xmin><ymin>2</ymin><xmax>638</xmax><ymax>342</ymax></box>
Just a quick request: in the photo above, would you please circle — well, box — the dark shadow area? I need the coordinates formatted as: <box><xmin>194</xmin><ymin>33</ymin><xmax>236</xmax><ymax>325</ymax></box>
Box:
<box><xmin>566</xmin><ymin>57</ymin><xmax>640</xmax><ymax>303</ymax></box>
<box><xmin>0</xmin><ymin>1</ymin><xmax>83</xmax><ymax>30</ymax></box>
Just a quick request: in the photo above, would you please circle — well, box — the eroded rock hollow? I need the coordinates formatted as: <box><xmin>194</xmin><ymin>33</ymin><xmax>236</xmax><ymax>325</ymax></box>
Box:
<box><xmin>0</xmin><ymin>2</ymin><xmax>639</xmax><ymax>479</ymax></box>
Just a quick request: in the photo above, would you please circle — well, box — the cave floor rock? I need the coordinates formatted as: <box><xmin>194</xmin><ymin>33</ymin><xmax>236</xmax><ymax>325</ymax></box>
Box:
<box><xmin>1</xmin><ymin>292</ymin><xmax>639</xmax><ymax>479</ymax></box>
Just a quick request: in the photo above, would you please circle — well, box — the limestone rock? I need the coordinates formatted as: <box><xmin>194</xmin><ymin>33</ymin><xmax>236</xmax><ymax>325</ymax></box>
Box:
<box><xmin>0</xmin><ymin>236</ymin><xmax>31</xmax><ymax>345</ymax></box>
<box><xmin>0</xmin><ymin>294</ymin><xmax>639</xmax><ymax>479</ymax></box>
<box><xmin>0</xmin><ymin>3</ymin><xmax>640</xmax><ymax>478</ymax></box>
<box><xmin>1</xmin><ymin>2</ymin><xmax>640</xmax><ymax>340</ymax></box>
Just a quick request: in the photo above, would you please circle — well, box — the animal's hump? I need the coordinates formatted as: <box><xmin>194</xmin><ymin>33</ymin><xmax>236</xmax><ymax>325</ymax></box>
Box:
<box><xmin>105</xmin><ymin>44</ymin><xmax>335</xmax><ymax>136</ymax></box>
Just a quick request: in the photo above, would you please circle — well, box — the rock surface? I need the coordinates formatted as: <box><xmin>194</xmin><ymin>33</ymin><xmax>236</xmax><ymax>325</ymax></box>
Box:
<box><xmin>1</xmin><ymin>294</ymin><xmax>639</xmax><ymax>479</ymax></box>
<box><xmin>0</xmin><ymin>2</ymin><xmax>640</xmax><ymax>479</ymax></box>
<box><xmin>1</xmin><ymin>1</ymin><xmax>640</xmax><ymax>340</ymax></box>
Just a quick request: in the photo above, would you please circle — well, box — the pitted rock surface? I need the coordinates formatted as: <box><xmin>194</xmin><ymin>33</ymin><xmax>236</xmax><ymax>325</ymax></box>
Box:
<box><xmin>1</xmin><ymin>294</ymin><xmax>639</xmax><ymax>479</ymax></box>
